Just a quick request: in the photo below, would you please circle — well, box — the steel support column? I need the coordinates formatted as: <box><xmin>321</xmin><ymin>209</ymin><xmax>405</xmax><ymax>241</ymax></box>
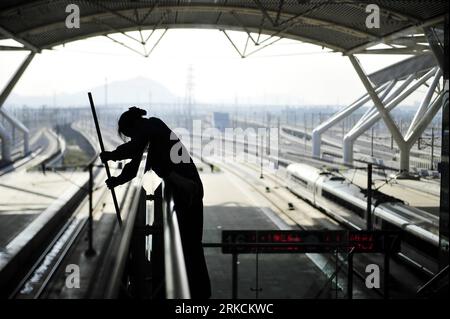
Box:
<box><xmin>343</xmin><ymin>65</ymin><xmax>436</xmax><ymax>169</ymax></box>
<box><xmin>0</xmin><ymin>109</ymin><xmax>30</xmax><ymax>155</ymax></box>
<box><xmin>348</xmin><ymin>55</ymin><xmax>404</xmax><ymax>146</ymax></box>
<box><xmin>350</xmin><ymin>76</ymin><xmax>414</xmax><ymax>134</ymax></box>
<box><xmin>406</xmin><ymin>92</ymin><xmax>444</xmax><ymax>147</ymax></box>
<box><xmin>0</xmin><ymin>123</ymin><xmax>12</xmax><ymax>162</ymax></box>
<box><xmin>406</xmin><ymin>69</ymin><xmax>442</xmax><ymax>139</ymax></box>
<box><xmin>425</xmin><ymin>26</ymin><xmax>445</xmax><ymax>71</ymax></box>
<box><xmin>354</xmin><ymin>80</ymin><xmax>397</xmax><ymax>128</ymax></box>
<box><xmin>311</xmin><ymin>82</ymin><xmax>390</xmax><ymax>158</ymax></box>
<box><xmin>347</xmin><ymin>70</ymin><xmax>435</xmax><ymax>139</ymax></box>
<box><xmin>438</xmin><ymin>15</ymin><xmax>449</xmax><ymax>270</ymax></box>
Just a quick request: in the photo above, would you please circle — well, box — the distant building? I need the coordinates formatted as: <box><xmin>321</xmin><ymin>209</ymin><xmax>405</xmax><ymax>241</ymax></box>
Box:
<box><xmin>212</xmin><ymin>112</ymin><xmax>230</xmax><ymax>132</ymax></box>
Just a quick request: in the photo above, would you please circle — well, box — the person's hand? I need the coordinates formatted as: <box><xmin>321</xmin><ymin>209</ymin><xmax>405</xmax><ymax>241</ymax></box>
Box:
<box><xmin>100</xmin><ymin>151</ymin><xmax>112</xmax><ymax>163</ymax></box>
<box><xmin>105</xmin><ymin>177</ymin><xmax>119</xmax><ymax>189</ymax></box>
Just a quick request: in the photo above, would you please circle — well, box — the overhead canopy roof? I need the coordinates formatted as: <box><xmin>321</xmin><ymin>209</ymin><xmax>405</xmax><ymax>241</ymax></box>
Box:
<box><xmin>0</xmin><ymin>0</ymin><xmax>447</xmax><ymax>55</ymax></box>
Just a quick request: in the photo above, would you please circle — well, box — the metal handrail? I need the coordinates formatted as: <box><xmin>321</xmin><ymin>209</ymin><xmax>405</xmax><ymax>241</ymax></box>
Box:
<box><xmin>103</xmin><ymin>143</ymin><xmax>191</xmax><ymax>299</ymax></box>
<box><xmin>105</xmin><ymin>144</ymin><xmax>149</xmax><ymax>298</ymax></box>
<box><xmin>161</xmin><ymin>181</ymin><xmax>191</xmax><ymax>299</ymax></box>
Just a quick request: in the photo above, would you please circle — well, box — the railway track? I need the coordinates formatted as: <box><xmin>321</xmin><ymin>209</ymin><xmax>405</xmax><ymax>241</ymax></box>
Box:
<box><xmin>1</xmin><ymin>125</ymin><xmax>126</xmax><ymax>299</ymax></box>
<box><xmin>200</xmin><ymin>153</ymin><xmax>433</xmax><ymax>298</ymax></box>
<box><xmin>0</xmin><ymin>128</ymin><xmax>63</xmax><ymax>176</ymax></box>
<box><xmin>10</xmin><ymin>168</ymin><xmax>109</xmax><ymax>298</ymax></box>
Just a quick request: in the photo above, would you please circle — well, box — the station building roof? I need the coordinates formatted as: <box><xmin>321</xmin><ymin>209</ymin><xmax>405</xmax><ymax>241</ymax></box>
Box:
<box><xmin>0</xmin><ymin>0</ymin><xmax>447</xmax><ymax>54</ymax></box>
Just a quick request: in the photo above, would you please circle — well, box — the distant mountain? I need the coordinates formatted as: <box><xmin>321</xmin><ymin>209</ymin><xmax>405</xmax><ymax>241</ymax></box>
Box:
<box><xmin>6</xmin><ymin>76</ymin><xmax>179</xmax><ymax>107</ymax></box>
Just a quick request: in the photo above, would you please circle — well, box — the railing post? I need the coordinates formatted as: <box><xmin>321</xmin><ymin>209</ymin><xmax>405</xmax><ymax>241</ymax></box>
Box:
<box><xmin>232</xmin><ymin>252</ymin><xmax>239</xmax><ymax>299</ymax></box>
<box><xmin>129</xmin><ymin>187</ymin><xmax>150</xmax><ymax>298</ymax></box>
<box><xmin>85</xmin><ymin>162</ymin><xmax>96</xmax><ymax>257</ymax></box>
<box><xmin>347</xmin><ymin>248</ymin><xmax>354</xmax><ymax>299</ymax></box>
<box><xmin>367</xmin><ymin>163</ymin><xmax>373</xmax><ymax>230</ymax></box>
<box><xmin>151</xmin><ymin>184</ymin><xmax>165</xmax><ymax>299</ymax></box>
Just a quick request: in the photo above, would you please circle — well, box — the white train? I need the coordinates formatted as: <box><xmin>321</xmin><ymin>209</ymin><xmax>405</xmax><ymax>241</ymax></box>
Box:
<box><xmin>286</xmin><ymin>163</ymin><xmax>440</xmax><ymax>248</ymax></box>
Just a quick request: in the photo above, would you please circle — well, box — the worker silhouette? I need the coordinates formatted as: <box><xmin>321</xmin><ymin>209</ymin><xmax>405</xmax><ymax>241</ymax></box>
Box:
<box><xmin>100</xmin><ymin>107</ymin><xmax>211</xmax><ymax>299</ymax></box>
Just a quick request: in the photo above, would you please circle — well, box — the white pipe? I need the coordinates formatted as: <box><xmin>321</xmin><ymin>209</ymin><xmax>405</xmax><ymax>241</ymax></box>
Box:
<box><xmin>311</xmin><ymin>82</ymin><xmax>390</xmax><ymax>157</ymax></box>
<box><xmin>406</xmin><ymin>69</ymin><xmax>442</xmax><ymax>139</ymax></box>
<box><xmin>343</xmin><ymin>134</ymin><xmax>354</xmax><ymax>164</ymax></box>
<box><xmin>350</xmin><ymin>76</ymin><xmax>414</xmax><ymax>134</ymax></box>
<box><xmin>344</xmin><ymin>68</ymin><xmax>436</xmax><ymax>145</ymax></box>
<box><xmin>398</xmin><ymin>89</ymin><xmax>443</xmax><ymax>172</ymax></box>
<box><xmin>406</xmin><ymin>92</ymin><xmax>445</xmax><ymax>147</ymax></box>
<box><xmin>0</xmin><ymin>123</ymin><xmax>12</xmax><ymax>162</ymax></box>
<box><xmin>349</xmin><ymin>55</ymin><xmax>404</xmax><ymax>146</ymax></box>
<box><xmin>357</xmin><ymin>80</ymin><xmax>396</xmax><ymax>124</ymax></box>
<box><xmin>343</xmin><ymin>69</ymin><xmax>436</xmax><ymax>164</ymax></box>
<box><xmin>0</xmin><ymin>109</ymin><xmax>29</xmax><ymax>154</ymax></box>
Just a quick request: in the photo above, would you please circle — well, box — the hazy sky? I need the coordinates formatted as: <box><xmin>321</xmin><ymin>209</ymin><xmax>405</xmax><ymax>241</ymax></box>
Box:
<box><xmin>1</xmin><ymin>29</ymin><xmax>418</xmax><ymax>106</ymax></box>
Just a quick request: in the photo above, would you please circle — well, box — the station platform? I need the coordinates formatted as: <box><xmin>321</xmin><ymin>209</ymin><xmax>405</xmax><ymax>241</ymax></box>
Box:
<box><xmin>34</xmin><ymin>157</ymin><xmax>382</xmax><ymax>299</ymax></box>
<box><xmin>0</xmin><ymin>170</ymin><xmax>86</xmax><ymax>247</ymax></box>
<box><xmin>201</xmin><ymin>163</ymin><xmax>333</xmax><ymax>299</ymax></box>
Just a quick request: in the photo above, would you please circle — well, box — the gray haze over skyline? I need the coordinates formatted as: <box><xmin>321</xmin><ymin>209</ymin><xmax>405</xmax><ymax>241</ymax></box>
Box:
<box><xmin>1</xmin><ymin>29</ymin><xmax>422</xmax><ymax>108</ymax></box>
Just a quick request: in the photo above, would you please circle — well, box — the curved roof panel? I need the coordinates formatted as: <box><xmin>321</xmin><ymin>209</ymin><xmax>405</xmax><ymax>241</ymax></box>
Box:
<box><xmin>0</xmin><ymin>0</ymin><xmax>447</xmax><ymax>54</ymax></box>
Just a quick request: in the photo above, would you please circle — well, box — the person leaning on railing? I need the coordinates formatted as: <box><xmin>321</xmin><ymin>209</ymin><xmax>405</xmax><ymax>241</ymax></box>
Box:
<box><xmin>100</xmin><ymin>106</ymin><xmax>211</xmax><ymax>299</ymax></box>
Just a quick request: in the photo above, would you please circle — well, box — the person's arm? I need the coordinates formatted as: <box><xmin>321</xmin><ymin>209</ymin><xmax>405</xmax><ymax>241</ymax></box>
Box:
<box><xmin>105</xmin><ymin>156</ymin><xmax>140</xmax><ymax>188</ymax></box>
<box><xmin>101</xmin><ymin>139</ymin><xmax>146</xmax><ymax>162</ymax></box>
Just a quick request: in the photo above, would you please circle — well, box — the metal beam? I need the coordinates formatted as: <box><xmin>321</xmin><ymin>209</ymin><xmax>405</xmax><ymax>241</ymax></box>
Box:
<box><xmin>350</xmin><ymin>80</ymin><xmax>398</xmax><ymax>132</ymax></box>
<box><xmin>406</xmin><ymin>92</ymin><xmax>445</xmax><ymax>147</ymax></box>
<box><xmin>0</xmin><ymin>0</ymin><xmax>47</xmax><ymax>13</ymax></box>
<box><xmin>0</xmin><ymin>52</ymin><xmax>36</xmax><ymax>109</ymax></box>
<box><xmin>343</xmin><ymin>68</ymin><xmax>437</xmax><ymax>170</ymax></box>
<box><xmin>355</xmin><ymin>47</ymin><xmax>429</xmax><ymax>55</ymax></box>
<box><xmin>348</xmin><ymin>55</ymin><xmax>404</xmax><ymax>146</ymax></box>
<box><xmin>406</xmin><ymin>69</ymin><xmax>442</xmax><ymax>139</ymax></box>
<box><xmin>0</xmin><ymin>123</ymin><xmax>12</xmax><ymax>162</ymax></box>
<box><xmin>138</xmin><ymin>0</ymin><xmax>160</xmax><ymax>25</ymax></box>
<box><xmin>390</xmin><ymin>36</ymin><xmax>428</xmax><ymax>46</ymax></box>
<box><xmin>222</xmin><ymin>29</ymin><xmax>245</xmax><ymax>58</ymax></box>
<box><xmin>311</xmin><ymin>82</ymin><xmax>391</xmax><ymax>157</ymax></box>
<box><xmin>425</xmin><ymin>26</ymin><xmax>446</xmax><ymax>71</ymax></box>
<box><xmin>350</xmin><ymin>75</ymin><xmax>415</xmax><ymax>134</ymax></box>
<box><xmin>39</xmin><ymin>22</ymin><xmax>343</xmax><ymax>53</ymax></box>
<box><xmin>230</xmin><ymin>11</ymin><xmax>259</xmax><ymax>45</ymax></box>
<box><xmin>0</xmin><ymin>25</ymin><xmax>40</xmax><ymax>53</ymax></box>
<box><xmin>334</xmin><ymin>0</ymin><xmax>421</xmax><ymax>24</ymax></box>
<box><xmin>345</xmin><ymin>14</ymin><xmax>447</xmax><ymax>55</ymax></box>
<box><xmin>0</xmin><ymin>45</ymin><xmax>30</xmax><ymax>51</ymax></box>
<box><xmin>145</xmin><ymin>28</ymin><xmax>168</xmax><ymax>58</ymax></box>
<box><xmin>103</xmin><ymin>34</ymin><xmax>146</xmax><ymax>58</ymax></box>
<box><xmin>349</xmin><ymin>69</ymin><xmax>436</xmax><ymax>139</ymax></box>
<box><xmin>13</xmin><ymin>5</ymin><xmax>373</xmax><ymax>51</ymax></box>
<box><xmin>0</xmin><ymin>109</ymin><xmax>29</xmax><ymax>155</ymax></box>
<box><xmin>92</xmin><ymin>18</ymin><xmax>143</xmax><ymax>45</ymax></box>
<box><xmin>92</xmin><ymin>1</ymin><xmax>140</xmax><ymax>26</ymax></box>
<box><xmin>368</xmin><ymin>53</ymin><xmax>436</xmax><ymax>86</ymax></box>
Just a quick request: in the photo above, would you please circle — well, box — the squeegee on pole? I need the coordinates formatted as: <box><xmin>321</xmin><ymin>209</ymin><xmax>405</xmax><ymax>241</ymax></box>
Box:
<box><xmin>88</xmin><ymin>92</ymin><xmax>122</xmax><ymax>226</ymax></box>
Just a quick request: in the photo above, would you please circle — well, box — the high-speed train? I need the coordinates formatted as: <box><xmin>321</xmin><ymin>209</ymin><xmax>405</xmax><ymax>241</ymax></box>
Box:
<box><xmin>286</xmin><ymin>163</ymin><xmax>440</xmax><ymax>251</ymax></box>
